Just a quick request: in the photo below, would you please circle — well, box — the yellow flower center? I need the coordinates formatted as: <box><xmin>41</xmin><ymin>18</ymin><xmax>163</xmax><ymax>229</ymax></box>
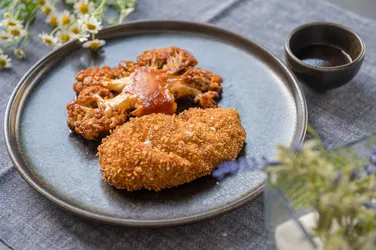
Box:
<box><xmin>60</xmin><ymin>34</ymin><xmax>70</xmax><ymax>43</ymax></box>
<box><xmin>86</xmin><ymin>23</ymin><xmax>96</xmax><ymax>30</ymax></box>
<box><xmin>38</xmin><ymin>0</ymin><xmax>45</xmax><ymax>5</ymax></box>
<box><xmin>61</xmin><ymin>16</ymin><xmax>71</xmax><ymax>25</ymax></box>
<box><xmin>0</xmin><ymin>59</ymin><xmax>5</xmax><ymax>67</ymax></box>
<box><xmin>43</xmin><ymin>6</ymin><xmax>51</xmax><ymax>15</ymax></box>
<box><xmin>89</xmin><ymin>42</ymin><xmax>100</xmax><ymax>49</ymax></box>
<box><xmin>71</xmin><ymin>26</ymin><xmax>79</xmax><ymax>34</ymax></box>
<box><xmin>44</xmin><ymin>37</ymin><xmax>53</xmax><ymax>44</ymax></box>
<box><xmin>10</xmin><ymin>29</ymin><xmax>20</xmax><ymax>36</ymax></box>
<box><xmin>7</xmin><ymin>20</ymin><xmax>17</xmax><ymax>26</ymax></box>
<box><xmin>79</xmin><ymin>4</ymin><xmax>89</xmax><ymax>14</ymax></box>
<box><xmin>15</xmin><ymin>49</ymin><xmax>25</xmax><ymax>58</ymax></box>
<box><xmin>0</xmin><ymin>34</ymin><xmax>9</xmax><ymax>40</ymax></box>
<box><xmin>49</xmin><ymin>16</ymin><xmax>58</xmax><ymax>27</ymax></box>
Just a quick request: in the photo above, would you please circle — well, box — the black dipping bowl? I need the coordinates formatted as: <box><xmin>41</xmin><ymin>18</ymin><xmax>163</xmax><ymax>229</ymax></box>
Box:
<box><xmin>285</xmin><ymin>22</ymin><xmax>366</xmax><ymax>91</ymax></box>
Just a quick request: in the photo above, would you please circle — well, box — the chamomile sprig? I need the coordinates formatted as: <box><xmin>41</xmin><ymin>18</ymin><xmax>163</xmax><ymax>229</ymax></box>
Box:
<box><xmin>0</xmin><ymin>0</ymin><xmax>137</xmax><ymax>70</ymax></box>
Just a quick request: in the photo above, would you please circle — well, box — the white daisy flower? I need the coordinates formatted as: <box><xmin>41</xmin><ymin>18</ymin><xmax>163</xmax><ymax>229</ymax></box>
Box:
<box><xmin>74</xmin><ymin>0</ymin><xmax>95</xmax><ymax>16</ymax></box>
<box><xmin>76</xmin><ymin>32</ymin><xmax>90</xmax><ymax>42</ymax></box>
<box><xmin>14</xmin><ymin>49</ymin><xmax>25</xmax><ymax>59</ymax></box>
<box><xmin>56</xmin><ymin>30</ymin><xmax>74</xmax><ymax>44</ymax></box>
<box><xmin>0</xmin><ymin>31</ymin><xmax>11</xmax><ymax>40</ymax></box>
<box><xmin>78</xmin><ymin>15</ymin><xmax>102</xmax><ymax>34</ymax></box>
<box><xmin>0</xmin><ymin>54</ymin><xmax>12</xmax><ymax>69</ymax></box>
<box><xmin>45</xmin><ymin>11</ymin><xmax>58</xmax><ymax>27</ymax></box>
<box><xmin>8</xmin><ymin>24</ymin><xmax>26</xmax><ymax>38</ymax></box>
<box><xmin>82</xmin><ymin>39</ymin><xmax>106</xmax><ymax>50</ymax></box>
<box><xmin>0</xmin><ymin>18</ymin><xmax>22</xmax><ymax>28</ymax></box>
<box><xmin>69</xmin><ymin>23</ymin><xmax>81</xmax><ymax>35</ymax></box>
<box><xmin>58</xmin><ymin>10</ymin><xmax>75</xmax><ymax>27</ymax></box>
<box><xmin>39</xmin><ymin>33</ymin><xmax>59</xmax><ymax>47</ymax></box>
<box><xmin>41</xmin><ymin>4</ymin><xmax>54</xmax><ymax>16</ymax></box>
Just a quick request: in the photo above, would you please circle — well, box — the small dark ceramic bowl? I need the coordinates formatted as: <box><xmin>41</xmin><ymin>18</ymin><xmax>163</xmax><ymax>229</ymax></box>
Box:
<box><xmin>285</xmin><ymin>22</ymin><xmax>366</xmax><ymax>91</ymax></box>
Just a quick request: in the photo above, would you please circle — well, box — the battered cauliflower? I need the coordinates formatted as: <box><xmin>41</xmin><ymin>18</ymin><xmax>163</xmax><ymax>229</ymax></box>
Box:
<box><xmin>73</xmin><ymin>60</ymin><xmax>137</xmax><ymax>94</ymax></box>
<box><xmin>67</xmin><ymin>47</ymin><xmax>223</xmax><ymax>140</ymax></box>
<box><xmin>67</xmin><ymin>86</ymin><xmax>134</xmax><ymax>140</ymax></box>
<box><xmin>136</xmin><ymin>46</ymin><xmax>197</xmax><ymax>74</ymax></box>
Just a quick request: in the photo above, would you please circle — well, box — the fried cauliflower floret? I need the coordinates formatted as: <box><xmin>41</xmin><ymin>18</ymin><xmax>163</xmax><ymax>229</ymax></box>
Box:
<box><xmin>67</xmin><ymin>66</ymin><xmax>223</xmax><ymax>140</ymax></box>
<box><xmin>95</xmin><ymin>66</ymin><xmax>223</xmax><ymax>116</ymax></box>
<box><xmin>67</xmin><ymin>86</ymin><xmax>134</xmax><ymax>140</ymax></box>
<box><xmin>136</xmin><ymin>46</ymin><xmax>197</xmax><ymax>74</ymax></box>
<box><xmin>103</xmin><ymin>67</ymin><xmax>223</xmax><ymax>112</ymax></box>
<box><xmin>67</xmin><ymin>47</ymin><xmax>223</xmax><ymax>140</ymax></box>
<box><xmin>168</xmin><ymin>67</ymin><xmax>222</xmax><ymax>108</ymax></box>
<box><xmin>98</xmin><ymin>108</ymin><xmax>246</xmax><ymax>191</ymax></box>
<box><xmin>179</xmin><ymin>67</ymin><xmax>222</xmax><ymax>93</ymax></box>
<box><xmin>73</xmin><ymin>60</ymin><xmax>137</xmax><ymax>94</ymax></box>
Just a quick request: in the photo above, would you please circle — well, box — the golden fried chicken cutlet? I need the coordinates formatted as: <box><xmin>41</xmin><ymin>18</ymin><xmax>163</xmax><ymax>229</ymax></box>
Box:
<box><xmin>67</xmin><ymin>47</ymin><xmax>223</xmax><ymax>140</ymax></box>
<box><xmin>98</xmin><ymin>108</ymin><xmax>246</xmax><ymax>191</ymax></box>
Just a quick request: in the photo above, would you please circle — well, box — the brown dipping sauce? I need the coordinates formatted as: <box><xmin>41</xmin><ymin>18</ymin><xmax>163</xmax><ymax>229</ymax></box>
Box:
<box><xmin>297</xmin><ymin>44</ymin><xmax>352</xmax><ymax>68</ymax></box>
<box><xmin>123</xmin><ymin>68</ymin><xmax>177</xmax><ymax>116</ymax></box>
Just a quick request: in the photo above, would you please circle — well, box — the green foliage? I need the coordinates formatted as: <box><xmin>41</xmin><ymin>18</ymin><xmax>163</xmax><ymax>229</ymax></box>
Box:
<box><xmin>16</xmin><ymin>0</ymin><xmax>38</xmax><ymax>24</ymax></box>
<box><xmin>106</xmin><ymin>0</ymin><xmax>136</xmax><ymax>24</ymax></box>
<box><xmin>1</xmin><ymin>0</ymin><xmax>12</xmax><ymax>9</ymax></box>
<box><xmin>267</xmin><ymin>135</ymin><xmax>376</xmax><ymax>250</ymax></box>
<box><xmin>0</xmin><ymin>0</ymin><xmax>137</xmax><ymax>69</ymax></box>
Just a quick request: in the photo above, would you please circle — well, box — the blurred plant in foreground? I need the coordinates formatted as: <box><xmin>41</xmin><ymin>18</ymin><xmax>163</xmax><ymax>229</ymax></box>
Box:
<box><xmin>213</xmin><ymin>128</ymin><xmax>376</xmax><ymax>250</ymax></box>
<box><xmin>0</xmin><ymin>0</ymin><xmax>137</xmax><ymax>70</ymax></box>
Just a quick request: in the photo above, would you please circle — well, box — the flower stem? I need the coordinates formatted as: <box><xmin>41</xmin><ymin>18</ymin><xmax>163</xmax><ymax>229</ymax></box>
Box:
<box><xmin>8</xmin><ymin>0</ymin><xmax>20</xmax><ymax>19</ymax></box>
<box><xmin>50</xmin><ymin>27</ymin><xmax>60</xmax><ymax>36</ymax></box>
<box><xmin>25</xmin><ymin>7</ymin><xmax>38</xmax><ymax>31</ymax></box>
<box><xmin>15</xmin><ymin>5</ymin><xmax>22</xmax><ymax>20</ymax></box>
<box><xmin>116</xmin><ymin>0</ymin><xmax>136</xmax><ymax>24</ymax></box>
<box><xmin>22</xmin><ymin>3</ymin><xmax>51</xmax><ymax>49</ymax></box>
<box><xmin>1</xmin><ymin>43</ymin><xmax>16</xmax><ymax>50</ymax></box>
<box><xmin>93</xmin><ymin>0</ymin><xmax>107</xmax><ymax>18</ymax></box>
<box><xmin>117</xmin><ymin>8</ymin><xmax>131</xmax><ymax>24</ymax></box>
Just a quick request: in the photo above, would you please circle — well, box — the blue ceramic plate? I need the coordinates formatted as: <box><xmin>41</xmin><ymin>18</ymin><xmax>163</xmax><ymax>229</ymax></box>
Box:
<box><xmin>4</xmin><ymin>21</ymin><xmax>307</xmax><ymax>226</ymax></box>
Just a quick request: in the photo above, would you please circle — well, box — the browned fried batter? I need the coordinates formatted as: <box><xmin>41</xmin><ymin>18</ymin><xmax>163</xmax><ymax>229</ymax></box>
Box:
<box><xmin>73</xmin><ymin>61</ymin><xmax>137</xmax><ymax>94</ymax></box>
<box><xmin>66</xmin><ymin>85</ymin><xmax>129</xmax><ymax>140</ymax></box>
<box><xmin>136</xmin><ymin>46</ymin><xmax>197</xmax><ymax>74</ymax></box>
<box><xmin>67</xmin><ymin>47</ymin><xmax>223</xmax><ymax>140</ymax></box>
<box><xmin>98</xmin><ymin>108</ymin><xmax>246</xmax><ymax>191</ymax></box>
<box><xmin>168</xmin><ymin>67</ymin><xmax>223</xmax><ymax>108</ymax></box>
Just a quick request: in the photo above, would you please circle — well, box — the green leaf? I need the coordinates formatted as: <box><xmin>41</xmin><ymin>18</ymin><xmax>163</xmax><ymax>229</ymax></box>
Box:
<box><xmin>1</xmin><ymin>0</ymin><xmax>11</xmax><ymax>9</ymax></box>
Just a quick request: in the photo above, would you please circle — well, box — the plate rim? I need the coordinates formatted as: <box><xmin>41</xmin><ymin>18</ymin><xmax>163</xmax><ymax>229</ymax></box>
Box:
<box><xmin>4</xmin><ymin>20</ymin><xmax>307</xmax><ymax>227</ymax></box>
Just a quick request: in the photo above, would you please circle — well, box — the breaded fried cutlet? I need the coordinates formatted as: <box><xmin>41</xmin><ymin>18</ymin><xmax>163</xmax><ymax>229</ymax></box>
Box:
<box><xmin>98</xmin><ymin>108</ymin><xmax>246</xmax><ymax>191</ymax></box>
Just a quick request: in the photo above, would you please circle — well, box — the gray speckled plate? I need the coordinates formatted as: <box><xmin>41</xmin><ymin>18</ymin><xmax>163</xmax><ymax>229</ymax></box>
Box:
<box><xmin>4</xmin><ymin>21</ymin><xmax>307</xmax><ymax>227</ymax></box>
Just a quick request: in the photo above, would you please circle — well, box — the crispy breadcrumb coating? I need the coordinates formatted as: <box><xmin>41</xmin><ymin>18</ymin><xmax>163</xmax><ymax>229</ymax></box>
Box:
<box><xmin>98</xmin><ymin>108</ymin><xmax>246</xmax><ymax>191</ymax></box>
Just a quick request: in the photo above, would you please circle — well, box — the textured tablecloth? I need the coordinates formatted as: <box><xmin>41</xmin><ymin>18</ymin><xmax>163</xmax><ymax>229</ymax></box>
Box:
<box><xmin>1</xmin><ymin>0</ymin><xmax>376</xmax><ymax>249</ymax></box>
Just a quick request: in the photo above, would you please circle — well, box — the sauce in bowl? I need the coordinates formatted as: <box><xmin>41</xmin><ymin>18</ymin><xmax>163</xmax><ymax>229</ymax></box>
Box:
<box><xmin>297</xmin><ymin>44</ymin><xmax>352</xmax><ymax>68</ymax></box>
